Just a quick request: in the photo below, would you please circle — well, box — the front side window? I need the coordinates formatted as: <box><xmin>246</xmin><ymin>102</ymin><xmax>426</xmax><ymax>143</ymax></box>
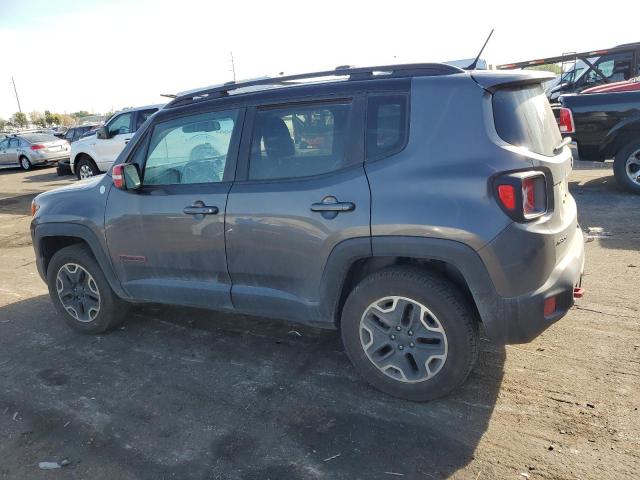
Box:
<box><xmin>0</xmin><ymin>139</ymin><xmax>8</xmax><ymax>149</ymax></box>
<box><xmin>143</xmin><ymin>109</ymin><xmax>238</xmax><ymax>186</ymax></box>
<box><xmin>8</xmin><ymin>138</ymin><xmax>19</xmax><ymax>148</ymax></box>
<box><xmin>107</xmin><ymin>113</ymin><xmax>133</xmax><ymax>136</ymax></box>
<box><xmin>135</xmin><ymin>109</ymin><xmax>157</xmax><ymax>131</ymax></box>
<box><xmin>249</xmin><ymin>102</ymin><xmax>351</xmax><ymax>180</ymax></box>
<box><xmin>64</xmin><ymin>129</ymin><xmax>74</xmax><ymax>141</ymax></box>
<box><xmin>366</xmin><ymin>94</ymin><xmax>408</xmax><ymax>161</ymax></box>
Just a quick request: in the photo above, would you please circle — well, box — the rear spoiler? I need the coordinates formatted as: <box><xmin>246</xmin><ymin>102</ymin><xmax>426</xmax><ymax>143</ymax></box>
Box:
<box><xmin>470</xmin><ymin>70</ymin><xmax>555</xmax><ymax>93</ymax></box>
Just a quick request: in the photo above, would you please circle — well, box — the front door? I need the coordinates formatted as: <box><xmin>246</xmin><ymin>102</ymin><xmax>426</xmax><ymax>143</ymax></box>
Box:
<box><xmin>225</xmin><ymin>98</ymin><xmax>371</xmax><ymax>323</ymax></box>
<box><xmin>0</xmin><ymin>139</ymin><xmax>10</xmax><ymax>165</ymax></box>
<box><xmin>94</xmin><ymin>111</ymin><xmax>133</xmax><ymax>170</ymax></box>
<box><xmin>105</xmin><ymin>108</ymin><xmax>243</xmax><ymax>309</ymax></box>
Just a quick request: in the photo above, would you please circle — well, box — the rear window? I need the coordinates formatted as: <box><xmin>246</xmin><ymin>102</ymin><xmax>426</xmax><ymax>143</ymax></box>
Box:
<box><xmin>21</xmin><ymin>134</ymin><xmax>58</xmax><ymax>143</ymax></box>
<box><xmin>493</xmin><ymin>85</ymin><xmax>561</xmax><ymax>157</ymax></box>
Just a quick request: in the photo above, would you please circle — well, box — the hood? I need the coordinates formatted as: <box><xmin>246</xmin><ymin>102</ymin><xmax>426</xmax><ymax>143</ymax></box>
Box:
<box><xmin>35</xmin><ymin>175</ymin><xmax>104</xmax><ymax>201</ymax></box>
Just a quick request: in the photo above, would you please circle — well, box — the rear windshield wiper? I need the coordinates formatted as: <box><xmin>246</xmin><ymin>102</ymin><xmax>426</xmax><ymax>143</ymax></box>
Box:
<box><xmin>553</xmin><ymin>136</ymin><xmax>572</xmax><ymax>155</ymax></box>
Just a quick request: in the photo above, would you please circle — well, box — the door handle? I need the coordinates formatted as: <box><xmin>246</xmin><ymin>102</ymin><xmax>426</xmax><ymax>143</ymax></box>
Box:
<box><xmin>124</xmin><ymin>138</ymin><xmax>131</xmax><ymax>144</ymax></box>
<box><xmin>311</xmin><ymin>201</ymin><xmax>355</xmax><ymax>212</ymax></box>
<box><xmin>183</xmin><ymin>200</ymin><xmax>218</xmax><ymax>215</ymax></box>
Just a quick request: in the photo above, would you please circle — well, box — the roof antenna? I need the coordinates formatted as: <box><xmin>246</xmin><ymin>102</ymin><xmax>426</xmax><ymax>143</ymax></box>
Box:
<box><xmin>465</xmin><ymin>29</ymin><xmax>494</xmax><ymax>70</ymax></box>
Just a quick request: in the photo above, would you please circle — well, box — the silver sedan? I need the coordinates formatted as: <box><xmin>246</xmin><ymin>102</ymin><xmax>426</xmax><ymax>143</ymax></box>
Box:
<box><xmin>0</xmin><ymin>134</ymin><xmax>70</xmax><ymax>170</ymax></box>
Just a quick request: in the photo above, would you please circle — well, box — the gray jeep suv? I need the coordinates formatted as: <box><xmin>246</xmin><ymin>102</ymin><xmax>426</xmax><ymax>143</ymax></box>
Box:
<box><xmin>31</xmin><ymin>64</ymin><xmax>585</xmax><ymax>401</ymax></box>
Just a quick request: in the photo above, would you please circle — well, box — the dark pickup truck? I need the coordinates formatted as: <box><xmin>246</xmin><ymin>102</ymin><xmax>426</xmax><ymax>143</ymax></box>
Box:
<box><xmin>554</xmin><ymin>91</ymin><xmax>640</xmax><ymax>193</ymax></box>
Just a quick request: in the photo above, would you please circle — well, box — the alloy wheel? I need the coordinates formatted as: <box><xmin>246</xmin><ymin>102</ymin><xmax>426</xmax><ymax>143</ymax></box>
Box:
<box><xmin>56</xmin><ymin>263</ymin><xmax>101</xmax><ymax>322</ymax></box>
<box><xmin>79</xmin><ymin>164</ymin><xmax>94</xmax><ymax>179</ymax></box>
<box><xmin>359</xmin><ymin>296</ymin><xmax>448</xmax><ymax>383</ymax></box>
<box><xmin>626</xmin><ymin>149</ymin><xmax>640</xmax><ymax>184</ymax></box>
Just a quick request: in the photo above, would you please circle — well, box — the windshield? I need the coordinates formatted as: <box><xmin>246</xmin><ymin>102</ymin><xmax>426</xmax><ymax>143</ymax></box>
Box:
<box><xmin>493</xmin><ymin>84</ymin><xmax>562</xmax><ymax>157</ymax></box>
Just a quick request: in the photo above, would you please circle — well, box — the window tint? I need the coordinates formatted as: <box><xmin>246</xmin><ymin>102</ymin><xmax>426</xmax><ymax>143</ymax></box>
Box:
<box><xmin>8</xmin><ymin>138</ymin><xmax>19</xmax><ymax>148</ymax></box>
<box><xmin>366</xmin><ymin>95</ymin><xmax>408</xmax><ymax>161</ymax></box>
<box><xmin>107</xmin><ymin>113</ymin><xmax>133</xmax><ymax>136</ymax></box>
<box><xmin>0</xmin><ymin>140</ymin><xmax>7</xmax><ymax>149</ymax></box>
<box><xmin>493</xmin><ymin>84</ymin><xmax>562</xmax><ymax>157</ymax></box>
<box><xmin>135</xmin><ymin>109</ymin><xmax>157</xmax><ymax>131</ymax></box>
<box><xmin>249</xmin><ymin>102</ymin><xmax>351</xmax><ymax>180</ymax></box>
<box><xmin>143</xmin><ymin>109</ymin><xmax>238</xmax><ymax>186</ymax></box>
<box><xmin>64</xmin><ymin>129</ymin><xmax>74</xmax><ymax>141</ymax></box>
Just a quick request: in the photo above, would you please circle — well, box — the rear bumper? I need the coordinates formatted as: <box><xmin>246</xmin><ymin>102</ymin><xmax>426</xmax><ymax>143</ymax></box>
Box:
<box><xmin>32</xmin><ymin>154</ymin><xmax>69</xmax><ymax>165</ymax></box>
<box><xmin>482</xmin><ymin>228</ymin><xmax>585</xmax><ymax>344</ymax></box>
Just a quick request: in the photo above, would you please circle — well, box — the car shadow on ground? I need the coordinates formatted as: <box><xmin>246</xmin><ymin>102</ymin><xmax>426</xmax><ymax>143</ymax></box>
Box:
<box><xmin>570</xmin><ymin>174</ymin><xmax>640</xmax><ymax>251</ymax></box>
<box><xmin>0</xmin><ymin>295</ymin><xmax>505</xmax><ymax>479</ymax></box>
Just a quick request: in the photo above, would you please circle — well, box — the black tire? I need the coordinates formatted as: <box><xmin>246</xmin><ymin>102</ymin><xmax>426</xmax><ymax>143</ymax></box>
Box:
<box><xmin>47</xmin><ymin>244</ymin><xmax>128</xmax><ymax>334</ymax></box>
<box><xmin>613</xmin><ymin>140</ymin><xmax>640</xmax><ymax>194</ymax></box>
<box><xmin>75</xmin><ymin>156</ymin><xmax>100</xmax><ymax>180</ymax></box>
<box><xmin>19</xmin><ymin>156</ymin><xmax>31</xmax><ymax>171</ymax></box>
<box><xmin>341</xmin><ymin>266</ymin><xmax>479</xmax><ymax>401</ymax></box>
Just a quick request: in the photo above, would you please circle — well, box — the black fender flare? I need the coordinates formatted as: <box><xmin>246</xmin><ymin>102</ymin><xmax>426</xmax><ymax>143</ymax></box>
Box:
<box><xmin>32</xmin><ymin>222</ymin><xmax>129</xmax><ymax>300</ymax></box>
<box><xmin>318</xmin><ymin>235</ymin><xmax>503</xmax><ymax>340</ymax></box>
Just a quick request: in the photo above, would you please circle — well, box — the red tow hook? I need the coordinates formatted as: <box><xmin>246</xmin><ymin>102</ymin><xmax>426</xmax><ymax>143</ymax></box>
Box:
<box><xmin>573</xmin><ymin>287</ymin><xmax>585</xmax><ymax>299</ymax></box>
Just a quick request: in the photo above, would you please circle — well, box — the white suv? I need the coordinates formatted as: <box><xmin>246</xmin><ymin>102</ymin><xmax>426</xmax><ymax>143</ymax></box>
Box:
<box><xmin>70</xmin><ymin>104</ymin><xmax>162</xmax><ymax>179</ymax></box>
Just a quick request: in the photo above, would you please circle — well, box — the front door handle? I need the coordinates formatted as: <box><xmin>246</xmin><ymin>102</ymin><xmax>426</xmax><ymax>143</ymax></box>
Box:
<box><xmin>183</xmin><ymin>200</ymin><xmax>218</xmax><ymax>215</ymax></box>
<box><xmin>124</xmin><ymin>138</ymin><xmax>131</xmax><ymax>144</ymax></box>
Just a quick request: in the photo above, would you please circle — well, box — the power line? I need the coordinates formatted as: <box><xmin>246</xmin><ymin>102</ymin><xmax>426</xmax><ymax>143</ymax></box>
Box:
<box><xmin>230</xmin><ymin>51</ymin><xmax>236</xmax><ymax>82</ymax></box>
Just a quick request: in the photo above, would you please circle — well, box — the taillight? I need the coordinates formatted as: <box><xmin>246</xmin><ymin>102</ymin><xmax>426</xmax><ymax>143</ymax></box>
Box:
<box><xmin>558</xmin><ymin>107</ymin><xmax>574</xmax><ymax>134</ymax></box>
<box><xmin>495</xmin><ymin>172</ymin><xmax>548</xmax><ymax>222</ymax></box>
<box><xmin>112</xmin><ymin>164</ymin><xmax>125</xmax><ymax>189</ymax></box>
<box><xmin>30</xmin><ymin>144</ymin><xmax>45</xmax><ymax>151</ymax></box>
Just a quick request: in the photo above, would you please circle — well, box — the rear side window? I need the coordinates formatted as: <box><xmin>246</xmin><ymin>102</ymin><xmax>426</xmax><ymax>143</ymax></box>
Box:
<box><xmin>366</xmin><ymin>94</ymin><xmax>408</xmax><ymax>161</ymax></box>
<box><xmin>493</xmin><ymin>85</ymin><xmax>562</xmax><ymax>157</ymax></box>
<box><xmin>249</xmin><ymin>102</ymin><xmax>351</xmax><ymax>180</ymax></box>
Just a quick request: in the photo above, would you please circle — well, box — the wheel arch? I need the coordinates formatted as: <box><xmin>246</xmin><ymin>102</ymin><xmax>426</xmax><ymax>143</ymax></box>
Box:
<box><xmin>33</xmin><ymin>223</ymin><xmax>128</xmax><ymax>300</ymax></box>
<box><xmin>320</xmin><ymin>236</ymin><xmax>498</xmax><ymax>333</ymax></box>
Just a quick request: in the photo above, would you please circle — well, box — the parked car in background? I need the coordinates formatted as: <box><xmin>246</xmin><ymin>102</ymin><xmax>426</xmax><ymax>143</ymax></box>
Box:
<box><xmin>0</xmin><ymin>133</ymin><xmax>70</xmax><ymax>170</ymax></box>
<box><xmin>31</xmin><ymin>64</ymin><xmax>584</xmax><ymax>401</ymax></box>
<box><xmin>56</xmin><ymin>124</ymin><xmax>101</xmax><ymax>175</ymax></box>
<box><xmin>70</xmin><ymin>105</ymin><xmax>161</xmax><ymax>179</ymax></box>
<box><xmin>555</xmin><ymin>90</ymin><xmax>640</xmax><ymax>193</ymax></box>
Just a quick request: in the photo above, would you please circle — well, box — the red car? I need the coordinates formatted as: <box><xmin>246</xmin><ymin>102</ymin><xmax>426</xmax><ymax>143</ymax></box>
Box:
<box><xmin>582</xmin><ymin>77</ymin><xmax>640</xmax><ymax>94</ymax></box>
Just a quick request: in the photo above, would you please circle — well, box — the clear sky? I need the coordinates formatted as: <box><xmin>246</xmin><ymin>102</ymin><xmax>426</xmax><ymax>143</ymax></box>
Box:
<box><xmin>0</xmin><ymin>0</ymin><xmax>636</xmax><ymax>120</ymax></box>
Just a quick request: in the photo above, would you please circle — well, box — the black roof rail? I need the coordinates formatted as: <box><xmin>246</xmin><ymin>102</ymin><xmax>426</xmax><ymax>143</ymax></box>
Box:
<box><xmin>166</xmin><ymin>63</ymin><xmax>463</xmax><ymax>108</ymax></box>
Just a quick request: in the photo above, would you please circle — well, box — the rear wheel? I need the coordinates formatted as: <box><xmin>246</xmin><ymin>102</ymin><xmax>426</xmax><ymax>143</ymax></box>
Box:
<box><xmin>341</xmin><ymin>267</ymin><xmax>479</xmax><ymax>401</ymax></box>
<box><xmin>19</xmin><ymin>156</ymin><xmax>31</xmax><ymax>171</ymax></box>
<box><xmin>614</xmin><ymin>140</ymin><xmax>640</xmax><ymax>194</ymax></box>
<box><xmin>76</xmin><ymin>156</ymin><xmax>99</xmax><ymax>180</ymax></box>
<box><xmin>47</xmin><ymin>244</ymin><xmax>128</xmax><ymax>334</ymax></box>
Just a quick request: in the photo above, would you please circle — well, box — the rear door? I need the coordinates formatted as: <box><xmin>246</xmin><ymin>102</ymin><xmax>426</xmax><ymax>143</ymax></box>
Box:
<box><xmin>0</xmin><ymin>139</ymin><xmax>10</xmax><ymax>165</ymax></box>
<box><xmin>5</xmin><ymin>138</ymin><xmax>19</xmax><ymax>165</ymax></box>
<box><xmin>225</xmin><ymin>95</ymin><xmax>371</xmax><ymax>323</ymax></box>
<box><xmin>105</xmin><ymin>107</ymin><xmax>244</xmax><ymax>309</ymax></box>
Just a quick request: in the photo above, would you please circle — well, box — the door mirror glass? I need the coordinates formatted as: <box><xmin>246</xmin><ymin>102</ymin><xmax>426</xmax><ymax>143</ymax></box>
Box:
<box><xmin>96</xmin><ymin>126</ymin><xmax>110</xmax><ymax>139</ymax></box>
<box><xmin>123</xmin><ymin>163</ymin><xmax>141</xmax><ymax>190</ymax></box>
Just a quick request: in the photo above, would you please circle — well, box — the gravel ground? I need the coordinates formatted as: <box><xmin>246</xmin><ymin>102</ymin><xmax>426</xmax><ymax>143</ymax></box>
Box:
<box><xmin>0</xmin><ymin>163</ymin><xmax>638</xmax><ymax>480</ymax></box>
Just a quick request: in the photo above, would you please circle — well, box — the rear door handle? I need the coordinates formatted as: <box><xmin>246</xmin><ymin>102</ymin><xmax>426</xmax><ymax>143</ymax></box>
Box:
<box><xmin>183</xmin><ymin>200</ymin><xmax>218</xmax><ymax>215</ymax></box>
<box><xmin>311</xmin><ymin>202</ymin><xmax>355</xmax><ymax>212</ymax></box>
<box><xmin>124</xmin><ymin>138</ymin><xmax>131</xmax><ymax>144</ymax></box>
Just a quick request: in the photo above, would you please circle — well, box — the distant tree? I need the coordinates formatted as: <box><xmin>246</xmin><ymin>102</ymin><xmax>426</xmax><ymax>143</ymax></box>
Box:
<box><xmin>11</xmin><ymin>112</ymin><xmax>28</xmax><ymax>128</ymax></box>
<box><xmin>44</xmin><ymin>110</ymin><xmax>55</xmax><ymax>126</ymax></box>
<box><xmin>528</xmin><ymin>64</ymin><xmax>562</xmax><ymax>75</ymax></box>
<box><xmin>0</xmin><ymin>118</ymin><xmax>6</xmax><ymax>130</ymax></box>
<box><xmin>29</xmin><ymin>111</ymin><xmax>46</xmax><ymax>127</ymax></box>
<box><xmin>71</xmin><ymin>110</ymin><xmax>90</xmax><ymax>119</ymax></box>
<box><xmin>58</xmin><ymin>114</ymin><xmax>75</xmax><ymax>126</ymax></box>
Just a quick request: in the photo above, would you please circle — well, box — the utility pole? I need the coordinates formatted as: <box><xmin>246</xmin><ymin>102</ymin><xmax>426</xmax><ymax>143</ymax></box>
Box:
<box><xmin>230</xmin><ymin>51</ymin><xmax>236</xmax><ymax>83</ymax></box>
<box><xmin>11</xmin><ymin>76</ymin><xmax>22</xmax><ymax>113</ymax></box>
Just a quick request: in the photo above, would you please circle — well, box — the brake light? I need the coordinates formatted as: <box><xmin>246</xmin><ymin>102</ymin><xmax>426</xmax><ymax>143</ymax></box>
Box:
<box><xmin>497</xmin><ymin>185</ymin><xmax>516</xmax><ymax>210</ymax></box>
<box><xmin>112</xmin><ymin>164</ymin><xmax>125</xmax><ymax>189</ymax></box>
<box><xmin>558</xmin><ymin>108</ymin><xmax>574</xmax><ymax>134</ymax></box>
<box><xmin>30</xmin><ymin>144</ymin><xmax>45</xmax><ymax>150</ymax></box>
<box><xmin>495</xmin><ymin>173</ymin><xmax>548</xmax><ymax>222</ymax></box>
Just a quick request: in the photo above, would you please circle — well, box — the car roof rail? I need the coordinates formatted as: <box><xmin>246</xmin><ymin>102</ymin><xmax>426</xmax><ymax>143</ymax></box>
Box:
<box><xmin>166</xmin><ymin>63</ymin><xmax>463</xmax><ymax>108</ymax></box>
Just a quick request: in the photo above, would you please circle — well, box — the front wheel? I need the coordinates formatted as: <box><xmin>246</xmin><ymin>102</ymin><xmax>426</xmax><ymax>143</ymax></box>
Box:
<box><xmin>341</xmin><ymin>267</ymin><xmax>479</xmax><ymax>401</ymax></box>
<box><xmin>47</xmin><ymin>244</ymin><xmax>128</xmax><ymax>334</ymax></box>
<box><xmin>20</xmin><ymin>156</ymin><xmax>32</xmax><ymax>171</ymax></box>
<box><xmin>76</xmin><ymin>157</ymin><xmax>99</xmax><ymax>180</ymax></box>
<box><xmin>613</xmin><ymin>140</ymin><xmax>640</xmax><ymax>194</ymax></box>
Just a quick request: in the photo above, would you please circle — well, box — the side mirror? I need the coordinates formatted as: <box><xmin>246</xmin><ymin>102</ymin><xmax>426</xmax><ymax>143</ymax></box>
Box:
<box><xmin>96</xmin><ymin>126</ymin><xmax>110</xmax><ymax>139</ymax></box>
<box><xmin>112</xmin><ymin>163</ymin><xmax>141</xmax><ymax>190</ymax></box>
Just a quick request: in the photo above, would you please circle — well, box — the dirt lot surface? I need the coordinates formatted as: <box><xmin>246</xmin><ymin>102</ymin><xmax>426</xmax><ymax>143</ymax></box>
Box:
<box><xmin>0</xmin><ymin>163</ymin><xmax>638</xmax><ymax>480</ymax></box>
